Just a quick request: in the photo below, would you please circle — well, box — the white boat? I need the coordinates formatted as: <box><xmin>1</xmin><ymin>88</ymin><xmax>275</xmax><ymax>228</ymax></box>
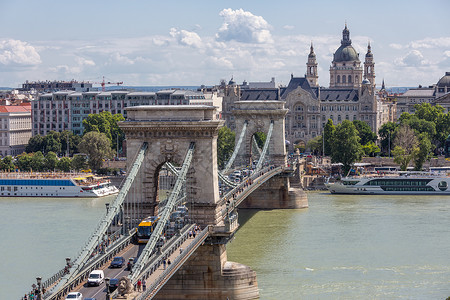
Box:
<box><xmin>0</xmin><ymin>172</ymin><xmax>119</xmax><ymax>197</ymax></box>
<box><xmin>325</xmin><ymin>172</ymin><xmax>450</xmax><ymax>195</ymax></box>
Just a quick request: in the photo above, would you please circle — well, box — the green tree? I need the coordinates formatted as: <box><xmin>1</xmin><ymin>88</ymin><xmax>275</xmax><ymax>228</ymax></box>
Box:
<box><xmin>306</xmin><ymin>135</ymin><xmax>323</xmax><ymax>155</ymax></box>
<box><xmin>378</xmin><ymin>121</ymin><xmax>398</xmax><ymax>155</ymax></box>
<box><xmin>57</xmin><ymin>157</ymin><xmax>72</xmax><ymax>172</ymax></box>
<box><xmin>362</xmin><ymin>141</ymin><xmax>381</xmax><ymax>157</ymax></box>
<box><xmin>217</xmin><ymin>126</ymin><xmax>235</xmax><ymax>169</ymax></box>
<box><xmin>253</xmin><ymin>132</ymin><xmax>267</xmax><ymax>149</ymax></box>
<box><xmin>44</xmin><ymin>151</ymin><xmax>58</xmax><ymax>171</ymax></box>
<box><xmin>78</xmin><ymin>131</ymin><xmax>114</xmax><ymax>171</ymax></box>
<box><xmin>330</xmin><ymin>120</ymin><xmax>363</xmax><ymax>175</ymax></box>
<box><xmin>414</xmin><ymin>133</ymin><xmax>433</xmax><ymax>171</ymax></box>
<box><xmin>392</xmin><ymin>124</ymin><xmax>418</xmax><ymax>171</ymax></box>
<box><xmin>44</xmin><ymin>132</ymin><xmax>62</xmax><ymax>154</ymax></box>
<box><xmin>71</xmin><ymin>154</ymin><xmax>88</xmax><ymax>171</ymax></box>
<box><xmin>323</xmin><ymin>119</ymin><xmax>335</xmax><ymax>156</ymax></box>
<box><xmin>25</xmin><ymin>135</ymin><xmax>45</xmax><ymax>153</ymax></box>
<box><xmin>353</xmin><ymin>120</ymin><xmax>377</xmax><ymax>145</ymax></box>
<box><xmin>16</xmin><ymin>153</ymin><xmax>32</xmax><ymax>171</ymax></box>
<box><xmin>83</xmin><ymin>112</ymin><xmax>125</xmax><ymax>153</ymax></box>
<box><xmin>31</xmin><ymin>151</ymin><xmax>45</xmax><ymax>171</ymax></box>
<box><xmin>1</xmin><ymin>155</ymin><xmax>15</xmax><ymax>171</ymax></box>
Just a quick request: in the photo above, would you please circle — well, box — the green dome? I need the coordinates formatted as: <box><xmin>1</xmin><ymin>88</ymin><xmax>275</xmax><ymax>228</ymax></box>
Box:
<box><xmin>333</xmin><ymin>45</ymin><xmax>359</xmax><ymax>62</ymax></box>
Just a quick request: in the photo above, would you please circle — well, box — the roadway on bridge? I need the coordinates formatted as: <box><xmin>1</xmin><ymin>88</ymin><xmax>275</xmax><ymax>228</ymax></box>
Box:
<box><xmin>77</xmin><ymin>244</ymin><xmax>140</xmax><ymax>299</ymax></box>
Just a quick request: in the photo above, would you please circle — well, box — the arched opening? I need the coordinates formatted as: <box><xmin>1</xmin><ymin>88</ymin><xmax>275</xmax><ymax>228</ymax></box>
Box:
<box><xmin>337</xmin><ymin>75</ymin><xmax>341</xmax><ymax>84</ymax></box>
<box><xmin>294</xmin><ymin>140</ymin><xmax>306</xmax><ymax>153</ymax></box>
<box><xmin>342</xmin><ymin>75</ymin><xmax>346</xmax><ymax>83</ymax></box>
<box><xmin>249</xmin><ymin>131</ymin><xmax>267</xmax><ymax>169</ymax></box>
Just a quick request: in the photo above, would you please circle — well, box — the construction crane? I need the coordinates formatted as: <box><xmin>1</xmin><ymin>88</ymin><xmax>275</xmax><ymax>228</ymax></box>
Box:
<box><xmin>92</xmin><ymin>76</ymin><xmax>123</xmax><ymax>91</ymax></box>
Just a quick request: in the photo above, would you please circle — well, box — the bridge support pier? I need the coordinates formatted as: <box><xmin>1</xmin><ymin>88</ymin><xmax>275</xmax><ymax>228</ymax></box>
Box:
<box><xmin>155</xmin><ymin>243</ymin><xmax>259</xmax><ymax>300</ymax></box>
<box><xmin>241</xmin><ymin>176</ymin><xmax>308</xmax><ymax>209</ymax></box>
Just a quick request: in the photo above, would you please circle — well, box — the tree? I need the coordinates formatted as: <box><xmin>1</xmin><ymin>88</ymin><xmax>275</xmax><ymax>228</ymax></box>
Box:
<box><xmin>253</xmin><ymin>132</ymin><xmax>267</xmax><ymax>149</ymax></box>
<box><xmin>25</xmin><ymin>135</ymin><xmax>45</xmax><ymax>153</ymax></box>
<box><xmin>71</xmin><ymin>154</ymin><xmax>88</xmax><ymax>171</ymax></box>
<box><xmin>353</xmin><ymin>120</ymin><xmax>377</xmax><ymax>145</ymax></box>
<box><xmin>44</xmin><ymin>151</ymin><xmax>58</xmax><ymax>171</ymax></box>
<box><xmin>0</xmin><ymin>156</ymin><xmax>15</xmax><ymax>171</ymax></box>
<box><xmin>16</xmin><ymin>153</ymin><xmax>32</xmax><ymax>171</ymax></box>
<box><xmin>217</xmin><ymin>126</ymin><xmax>235</xmax><ymax>169</ymax></box>
<box><xmin>44</xmin><ymin>132</ymin><xmax>62</xmax><ymax>154</ymax></box>
<box><xmin>31</xmin><ymin>151</ymin><xmax>45</xmax><ymax>172</ymax></box>
<box><xmin>392</xmin><ymin>124</ymin><xmax>418</xmax><ymax>171</ymax></box>
<box><xmin>414</xmin><ymin>133</ymin><xmax>433</xmax><ymax>171</ymax></box>
<box><xmin>306</xmin><ymin>135</ymin><xmax>323</xmax><ymax>155</ymax></box>
<box><xmin>78</xmin><ymin>131</ymin><xmax>114</xmax><ymax>171</ymax></box>
<box><xmin>57</xmin><ymin>157</ymin><xmax>72</xmax><ymax>172</ymax></box>
<box><xmin>83</xmin><ymin>111</ymin><xmax>125</xmax><ymax>153</ymax></box>
<box><xmin>378</xmin><ymin>121</ymin><xmax>398</xmax><ymax>156</ymax></box>
<box><xmin>362</xmin><ymin>141</ymin><xmax>380</xmax><ymax>157</ymax></box>
<box><xmin>323</xmin><ymin>119</ymin><xmax>335</xmax><ymax>156</ymax></box>
<box><xmin>330</xmin><ymin>120</ymin><xmax>363</xmax><ymax>175</ymax></box>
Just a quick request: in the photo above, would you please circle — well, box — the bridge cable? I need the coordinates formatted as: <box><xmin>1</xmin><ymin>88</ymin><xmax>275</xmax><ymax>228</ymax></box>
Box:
<box><xmin>254</xmin><ymin>121</ymin><xmax>274</xmax><ymax>172</ymax></box>
<box><xmin>129</xmin><ymin>142</ymin><xmax>195</xmax><ymax>283</ymax></box>
<box><xmin>47</xmin><ymin>142</ymin><xmax>148</xmax><ymax>296</ymax></box>
<box><xmin>221</xmin><ymin>121</ymin><xmax>247</xmax><ymax>173</ymax></box>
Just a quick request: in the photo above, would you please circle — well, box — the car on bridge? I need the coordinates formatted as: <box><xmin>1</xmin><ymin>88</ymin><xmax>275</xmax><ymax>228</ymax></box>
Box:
<box><xmin>87</xmin><ymin>270</ymin><xmax>104</xmax><ymax>286</ymax></box>
<box><xmin>65</xmin><ymin>292</ymin><xmax>83</xmax><ymax>300</ymax></box>
<box><xmin>109</xmin><ymin>278</ymin><xmax>119</xmax><ymax>292</ymax></box>
<box><xmin>109</xmin><ymin>256</ymin><xmax>125</xmax><ymax>268</ymax></box>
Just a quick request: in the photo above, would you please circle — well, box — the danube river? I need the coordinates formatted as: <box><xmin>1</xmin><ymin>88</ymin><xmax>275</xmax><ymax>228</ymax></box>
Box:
<box><xmin>2</xmin><ymin>193</ymin><xmax>450</xmax><ymax>299</ymax></box>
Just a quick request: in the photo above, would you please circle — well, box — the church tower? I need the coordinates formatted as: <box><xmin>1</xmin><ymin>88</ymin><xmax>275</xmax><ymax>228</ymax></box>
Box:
<box><xmin>329</xmin><ymin>24</ymin><xmax>363</xmax><ymax>89</ymax></box>
<box><xmin>364</xmin><ymin>42</ymin><xmax>376</xmax><ymax>89</ymax></box>
<box><xmin>305</xmin><ymin>42</ymin><xmax>319</xmax><ymax>87</ymax></box>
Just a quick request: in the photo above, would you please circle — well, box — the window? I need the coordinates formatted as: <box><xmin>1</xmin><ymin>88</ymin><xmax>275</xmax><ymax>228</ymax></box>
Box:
<box><xmin>337</xmin><ymin>75</ymin><xmax>340</xmax><ymax>83</ymax></box>
<box><xmin>348</xmin><ymin>75</ymin><xmax>352</xmax><ymax>83</ymax></box>
<box><xmin>342</xmin><ymin>76</ymin><xmax>346</xmax><ymax>83</ymax></box>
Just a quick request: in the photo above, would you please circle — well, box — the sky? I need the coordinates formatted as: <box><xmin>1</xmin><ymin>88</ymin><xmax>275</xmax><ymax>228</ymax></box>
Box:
<box><xmin>0</xmin><ymin>0</ymin><xmax>449</xmax><ymax>89</ymax></box>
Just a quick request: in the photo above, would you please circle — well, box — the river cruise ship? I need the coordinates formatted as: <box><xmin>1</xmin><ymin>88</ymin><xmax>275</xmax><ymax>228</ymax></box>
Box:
<box><xmin>325</xmin><ymin>172</ymin><xmax>450</xmax><ymax>195</ymax></box>
<box><xmin>0</xmin><ymin>172</ymin><xmax>119</xmax><ymax>197</ymax></box>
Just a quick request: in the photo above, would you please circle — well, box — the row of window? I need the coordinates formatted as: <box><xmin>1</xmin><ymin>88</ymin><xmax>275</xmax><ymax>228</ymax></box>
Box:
<box><xmin>364</xmin><ymin>179</ymin><xmax>432</xmax><ymax>186</ymax></box>
<box><xmin>0</xmin><ymin>179</ymin><xmax>76</xmax><ymax>186</ymax></box>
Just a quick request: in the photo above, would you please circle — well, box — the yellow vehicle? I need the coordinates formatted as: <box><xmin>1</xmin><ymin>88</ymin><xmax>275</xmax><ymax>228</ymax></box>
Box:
<box><xmin>136</xmin><ymin>216</ymin><xmax>160</xmax><ymax>243</ymax></box>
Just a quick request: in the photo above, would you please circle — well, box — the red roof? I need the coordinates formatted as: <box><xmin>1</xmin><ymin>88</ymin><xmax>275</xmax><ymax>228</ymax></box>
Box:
<box><xmin>0</xmin><ymin>105</ymin><xmax>31</xmax><ymax>113</ymax></box>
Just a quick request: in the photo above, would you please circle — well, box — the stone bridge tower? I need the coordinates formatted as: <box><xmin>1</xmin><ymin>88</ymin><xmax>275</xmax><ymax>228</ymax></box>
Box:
<box><xmin>119</xmin><ymin>105</ymin><xmax>259</xmax><ymax>299</ymax></box>
<box><xmin>233</xmin><ymin>100</ymin><xmax>288</xmax><ymax>167</ymax></box>
<box><xmin>232</xmin><ymin>100</ymin><xmax>308</xmax><ymax>209</ymax></box>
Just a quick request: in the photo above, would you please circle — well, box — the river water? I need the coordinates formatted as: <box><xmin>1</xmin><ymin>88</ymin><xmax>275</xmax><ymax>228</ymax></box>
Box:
<box><xmin>2</xmin><ymin>193</ymin><xmax>450</xmax><ymax>299</ymax></box>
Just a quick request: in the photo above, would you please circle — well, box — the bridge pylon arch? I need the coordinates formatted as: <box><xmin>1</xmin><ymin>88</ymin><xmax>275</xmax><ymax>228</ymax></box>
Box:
<box><xmin>232</xmin><ymin>101</ymin><xmax>288</xmax><ymax>168</ymax></box>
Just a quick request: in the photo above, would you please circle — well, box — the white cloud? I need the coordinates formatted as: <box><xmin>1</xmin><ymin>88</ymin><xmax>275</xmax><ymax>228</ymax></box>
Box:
<box><xmin>0</xmin><ymin>39</ymin><xmax>41</xmax><ymax>66</ymax></box>
<box><xmin>170</xmin><ymin>28</ymin><xmax>203</xmax><ymax>48</ymax></box>
<box><xmin>204</xmin><ymin>56</ymin><xmax>234</xmax><ymax>69</ymax></box>
<box><xmin>283</xmin><ymin>25</ymin><xmax>294</xmax><ymax>30</ymax></box>
<box><xmin>389</xmin><ymin>43</ymin><xmax>403</xmax><ymax>50</ymax></box>
<box><xmin>395</xmin><ymin>50</ymin><xmax>429</xmax><ymax>67</ymax></box>
<box><xmin>216</xmin><ymin>8</ymin><xmax>273</xmax><ymax>44</ymax></box>
<box><xmin>76</xmin><ymin>57</ymin><xmax>96</xmax><ymax>66</ymax></box>
<box><xmin>109</xmin><ymin>53</ymin><xmax>134</xmax><ymax>65</ymax></box>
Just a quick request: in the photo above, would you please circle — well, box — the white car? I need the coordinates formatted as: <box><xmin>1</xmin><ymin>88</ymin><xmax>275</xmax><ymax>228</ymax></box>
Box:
<box><xmin>65</xmin><ymin>292</ymin><xmax>83</xmax><ymax>300</ymax></box>
<box><xmin>87</xmin><ymin>269</ymin><xmax>105</xmax><ymax>286</ymax></box>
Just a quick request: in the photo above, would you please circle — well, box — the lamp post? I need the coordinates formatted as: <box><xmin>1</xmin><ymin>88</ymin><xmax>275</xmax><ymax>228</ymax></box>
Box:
<box><xmin>36</xmin><ymin>276</ymin><xmax>42</xmax><ymax>300</ymax></box>
<box><xmin>105</xmin><ymin>277</ymin><xmax>110</xmax><ymax>300</ymax></box>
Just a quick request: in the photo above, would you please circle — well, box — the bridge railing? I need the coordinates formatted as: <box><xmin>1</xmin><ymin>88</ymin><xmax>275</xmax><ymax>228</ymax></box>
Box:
<box><xmin>136</xmin><ymin>225</ymin><xmax>210</xmax><ymax>300</ymax></box>
<box><xmin>43</xmin><ymin>229</ymin><xmax>136</xmax><ymax>300</ymax></box>
<box><xmin>38</xmin><ymin>229</ymin><xmax>122</xmax><ymax>293</ymax></box>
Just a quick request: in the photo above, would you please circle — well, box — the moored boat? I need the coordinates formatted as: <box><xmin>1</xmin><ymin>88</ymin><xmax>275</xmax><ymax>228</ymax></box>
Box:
<box><xmin>325</xmin><ymin>172</ymin><xmax>450</xmax><ymax>195</ymax></box>
<box><xmin>0</xmin><ymin>172</ymin><xmax>119</xmax><ymax>197</ymax></box>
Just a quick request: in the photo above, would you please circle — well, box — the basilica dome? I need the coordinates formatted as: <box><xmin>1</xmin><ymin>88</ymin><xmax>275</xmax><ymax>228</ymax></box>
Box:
<box><xmin>437</xmin><ymin>72</ymin><xmax>450</xmax><ymax>87</ymax></box>
<box><xmin>333</xmin><ymin>24</ymin><xmax>360</xmax><ymax>63</ymax></box>
<box><xmin>333</xmin><ymin>45</ymin><xmax>359</xmax><ymax>62</ymax></box>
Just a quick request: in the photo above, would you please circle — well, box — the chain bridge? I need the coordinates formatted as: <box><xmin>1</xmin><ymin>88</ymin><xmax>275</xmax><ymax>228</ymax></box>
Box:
<box><xmin>27</xmin><ymin>102</ymin><xmax>308</xmax><ymax>300</ymax></box>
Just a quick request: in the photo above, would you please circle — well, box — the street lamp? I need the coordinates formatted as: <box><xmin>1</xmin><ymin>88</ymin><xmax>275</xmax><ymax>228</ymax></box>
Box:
<box><xmin>36</xmin><ymin>276</ymin><xmax>42</xmax><ymax>300</ymax></box>
<box><xmin>388</xmin><ymin>130</ymin><xmax>391</xmax><ymax>159</ymax></box>
<box><xmin>105</xmin><ymin>277</ymin><xmax>110</xmax><ymax>300</ymax></box>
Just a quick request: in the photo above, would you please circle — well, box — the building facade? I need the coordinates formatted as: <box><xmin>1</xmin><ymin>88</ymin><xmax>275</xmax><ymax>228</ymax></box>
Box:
<box><xmin>221</xmin><ymin>25</ymin><xmax>379</xmax><ymax>149</ymax></box>
<box><xmin>0</xmin><ymin>105</ymin><xmax>32</xmax><ymax>156</ymax></box>
<box><xmin>32</xmin><ymin>89</ymin><xmax>208</xmax><ymax>136</ymax></box>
